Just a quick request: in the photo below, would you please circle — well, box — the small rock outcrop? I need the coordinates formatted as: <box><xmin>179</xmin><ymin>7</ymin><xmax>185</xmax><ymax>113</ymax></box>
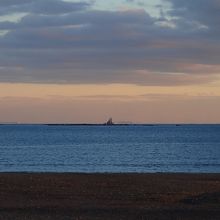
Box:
<box><xmin>104</xmin><ymin>118</ymin><xmax>114</xmax><ymax>126</ymax></box>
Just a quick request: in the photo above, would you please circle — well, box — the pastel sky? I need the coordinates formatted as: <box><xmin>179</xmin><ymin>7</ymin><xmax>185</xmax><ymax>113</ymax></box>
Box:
<box><xmin>0</xmin><ymin>0</ymin><xmax>220</xmax><ymax>123</ymax></box>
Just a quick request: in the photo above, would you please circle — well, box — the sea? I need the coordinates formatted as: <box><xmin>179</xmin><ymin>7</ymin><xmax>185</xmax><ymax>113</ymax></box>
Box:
<box><xmin>0</xmin><ymin>124</ymin><xmax>219</xmax><ymax>173</ymax></box>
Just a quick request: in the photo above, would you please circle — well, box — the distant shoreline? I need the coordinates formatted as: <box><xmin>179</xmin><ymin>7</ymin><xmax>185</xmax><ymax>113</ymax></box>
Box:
<box><xmin>0</xmin><ymin>123</ymin><xmax>220</xmax><ymax>126</ymax></box>
<box><xmin>45</xmin><ymin>123</ymin><xmax>156</xmax><ymax>126</ymax></box>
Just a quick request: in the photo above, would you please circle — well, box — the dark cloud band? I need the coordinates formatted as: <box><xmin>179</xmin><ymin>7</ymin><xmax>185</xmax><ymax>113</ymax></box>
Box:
<box><xmin>0</xmin><ymin>0</ymin><xmax>219</xmax><ymax>85</ymax></box>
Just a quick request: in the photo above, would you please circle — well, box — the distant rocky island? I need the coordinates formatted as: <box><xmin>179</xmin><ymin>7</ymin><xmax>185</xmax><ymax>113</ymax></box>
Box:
<box><xmin>43</xmin><ymin>118</ymin><xmax>164</xmax><ymax>127</ymax></box>
<box><xmin>104</xmin><ymin>118</ymin><xmax>114</xmax><ymax>126</ymax></box>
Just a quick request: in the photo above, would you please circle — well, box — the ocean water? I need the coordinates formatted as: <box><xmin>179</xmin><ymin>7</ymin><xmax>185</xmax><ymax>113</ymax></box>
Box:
<box><xmin>0</xmin><ymin>124</ymin><xmax>219</xmax><ymax>173</ymax></box>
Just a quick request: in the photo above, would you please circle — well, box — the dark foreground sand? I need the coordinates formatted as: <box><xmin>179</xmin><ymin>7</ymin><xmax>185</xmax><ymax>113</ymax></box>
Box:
<box><xmin>0</xmin><ymin>173</ymin><xmax>219</xmax><ymax>220</ymax></box>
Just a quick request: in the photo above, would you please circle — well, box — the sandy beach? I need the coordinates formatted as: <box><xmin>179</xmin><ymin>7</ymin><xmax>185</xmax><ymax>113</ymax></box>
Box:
<box><xmin>0</xmin><ymin>173</ymin><xmax>219</xmax><ymax>219</ymax></box>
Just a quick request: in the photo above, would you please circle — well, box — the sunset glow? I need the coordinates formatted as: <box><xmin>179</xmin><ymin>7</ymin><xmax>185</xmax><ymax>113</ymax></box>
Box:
<box><xmin>0</xmin><ymin>0</ymin><xmax>220</xmax><ymax>123</ymax></box>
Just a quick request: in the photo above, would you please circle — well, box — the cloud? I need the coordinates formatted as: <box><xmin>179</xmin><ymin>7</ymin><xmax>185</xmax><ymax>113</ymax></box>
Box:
<box><xmin>0</xmin><ymin>0</ymin><xmax>90</xmax><ymax>15</ymax></box>
<box><xmin>0</xmin><ymin>0</ymin><xmax>219</xmax><ymax>85</ymax></box>
<box><xmin>0</xmin><ymin>0</ymin><xmax>31</xmax><ymax>7</ymax></box>
<box><xmin>167</xmin><ymin>0</ymin><xmax>220</xmax><ymax>29</ymax></box>
<box><xmin>125</xmin><ymin>0</ymin><xmax>147</xmax><ymax>7</ymax></box>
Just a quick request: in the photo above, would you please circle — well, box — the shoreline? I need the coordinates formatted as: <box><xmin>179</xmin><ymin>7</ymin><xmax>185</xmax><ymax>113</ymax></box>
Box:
<box><xmin>0</xmin><ymin>171</ymin><xmax>220</xmax><ymax>174</ymax></box>
<box><xmin>0</xmin><ymin>173</ymin><xmax>219</xmax><ymax>219</ymax></box>
<box><xmin>1</xmin><ymin>123</ymin><xmax>220</xmax><ymax>126</ymax></box>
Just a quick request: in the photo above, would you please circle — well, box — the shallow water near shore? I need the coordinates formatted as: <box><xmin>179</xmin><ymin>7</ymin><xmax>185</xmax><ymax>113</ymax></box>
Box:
<box><xmin>0</xmin><ymin>124</ymin><xmax>219</xmax><ymax>173</ymax></box>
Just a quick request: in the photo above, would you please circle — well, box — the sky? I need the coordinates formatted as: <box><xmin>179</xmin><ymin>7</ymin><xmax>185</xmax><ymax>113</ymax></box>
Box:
<box><xmin>0</xmin><ymin>0</ymin><xmax>220</xmax><ymax>123</ymax></box>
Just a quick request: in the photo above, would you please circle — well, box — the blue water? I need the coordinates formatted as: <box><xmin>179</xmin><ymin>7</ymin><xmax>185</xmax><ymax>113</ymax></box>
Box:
<box><xmin>0</xmin><ymin>125</ymin><xmax>219</xmax><ymax>173</ymax></box>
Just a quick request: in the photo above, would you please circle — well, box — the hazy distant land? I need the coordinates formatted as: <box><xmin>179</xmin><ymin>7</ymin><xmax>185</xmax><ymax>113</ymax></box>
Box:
<box><xmin>2</xmin><ymin>123</ymin><xmax>219</xmax><ymax>126</ymax></box>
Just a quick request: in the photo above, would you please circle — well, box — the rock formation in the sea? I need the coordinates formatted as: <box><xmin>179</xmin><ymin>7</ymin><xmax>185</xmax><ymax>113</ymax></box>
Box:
<box><xmin>105</xmin><ymin>118</ymin><xmax>114</xmax><ymax>125</ymax></box>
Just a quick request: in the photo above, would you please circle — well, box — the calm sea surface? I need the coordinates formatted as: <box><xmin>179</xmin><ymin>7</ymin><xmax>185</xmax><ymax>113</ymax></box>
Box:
<box><xmin>0</xmin><ymin>125</ymin><xmax>219</xmax><ymax>173</ymax></box>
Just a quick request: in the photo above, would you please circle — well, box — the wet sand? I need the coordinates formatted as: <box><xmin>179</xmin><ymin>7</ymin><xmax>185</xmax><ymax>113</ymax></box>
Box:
<box><xmin>0</xmin><ymin>173</ymin><xmax>219</xmax><ymax>219</ymax></box>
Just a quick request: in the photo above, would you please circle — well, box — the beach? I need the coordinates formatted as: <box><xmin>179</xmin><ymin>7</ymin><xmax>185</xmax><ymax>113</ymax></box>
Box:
<box><xmin>0</xmin><ymin>173</ymin><xmax>219</xmax><ymax>219</ymax></box>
